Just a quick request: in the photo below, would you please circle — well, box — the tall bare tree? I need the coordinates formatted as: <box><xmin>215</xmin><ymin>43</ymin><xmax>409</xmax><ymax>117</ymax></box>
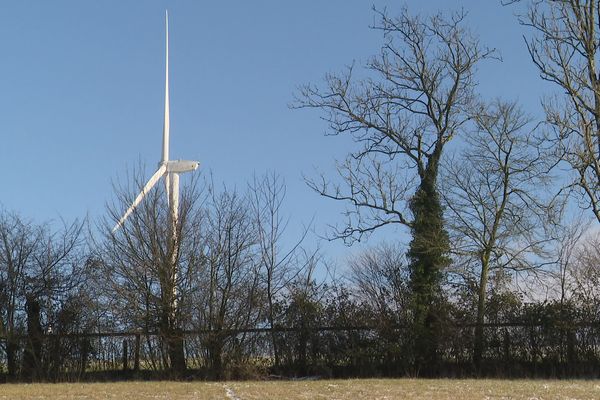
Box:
<box><xmin>441</xmin><ymin>100</ymin><xmax>554</xmax><ymax>369</ymax></box>
<box><xmin>248</xmin><ymin>172</ymin><xmax>311</xmax><ymax>367</ymax></box>
<box><xmin>295</xmin><ymin>7</ymin><xmax>494</xmax><ymax>372</ymax></box>
<box><xmin>508</xmin><ymin>0</ymin><xmax>600</xmax><ymax>223</ymax></box>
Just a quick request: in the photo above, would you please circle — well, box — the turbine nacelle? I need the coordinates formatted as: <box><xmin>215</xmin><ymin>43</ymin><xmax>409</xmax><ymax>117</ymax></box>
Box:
<box><xmin>163</xmin><ymin>160</ymin><xmax>199</xmax><ymax>173</ymax></box>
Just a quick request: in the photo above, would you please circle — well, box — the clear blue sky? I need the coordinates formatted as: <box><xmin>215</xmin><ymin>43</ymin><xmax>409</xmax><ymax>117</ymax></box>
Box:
<box><xmin>0</xmin><ymin>1</ymin><xmax>551</xmax><ymax>266</ymax></box>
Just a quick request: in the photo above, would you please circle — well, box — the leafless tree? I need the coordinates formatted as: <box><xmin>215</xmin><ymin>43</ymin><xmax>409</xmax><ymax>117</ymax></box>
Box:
<box><xmin>295</xmin><ymin>7</ymin><xmax>494</xmax><ymax>243</ymax></box>
<box><xmin>508</xmin><ymin>0</ymin><xmax>600</xmax><ymax>223</ymax></box>
<box><xmin>349</xmin><ymin>242</ymin><xmax>410</xmax><ymax>324</ymax></box>
<box><xmin>248</xmin><ymin>172</ymin><xmax>311</xmax><ymax>366</ymax></box>
<box><xmin>277</xmin><ymin>248</ymin><xmax>328</xmax><ymax>373</ymax></box>
<box><xmin>548</xmin><ymin>216</ymin><xmax>590</xmax><ymax>304</ymax></box>
<box><xmin>98</xmin><ymin>168</ymin><xmax>203</xmax><ymax>375</ymax></box>
<box><xmin>441</xmin><ymin>100</ymin><xmax>555</xmax><ymax>368</ymax></box>
<box><xmin>295</xmin><ymin>8</ymin><xmax>495</xmax><ymax>372</ymax></box>
<box><xmin>0</xmin><ymin>211</ymin><xmax>85</xmax><ymax>379</ymax></box>
<box><xmin>0</xmin><ymin>212</ymin><xmax>39</xmax><ymax>377</ymax></box>
<box><xmin>569</xmin><ymin>231</ymin><xmax>600</xmax><ymax>312</ymax></box>
<box><xmin>192</xmin><ymin>184</ymin><xmax>262</xmax><ymax>378</ymax></box>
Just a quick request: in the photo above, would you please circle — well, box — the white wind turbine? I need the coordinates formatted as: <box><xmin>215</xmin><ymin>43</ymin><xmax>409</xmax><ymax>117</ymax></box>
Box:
<box><xmin>113</xmin><ymin>11</ymin><xmax>199</xmax><ymax>241</ymax></box>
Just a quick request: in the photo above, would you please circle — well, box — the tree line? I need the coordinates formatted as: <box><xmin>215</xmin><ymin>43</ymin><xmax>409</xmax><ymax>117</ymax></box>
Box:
<box><xmin>2</xmin><ymin>0</ymin><xmax>600</xmax><ymax>381</ymax></box>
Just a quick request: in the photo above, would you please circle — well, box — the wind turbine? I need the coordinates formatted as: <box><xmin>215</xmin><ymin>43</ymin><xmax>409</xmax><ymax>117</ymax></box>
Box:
<box><xmin>113</xmin><ymin>10</ymin><xmax>199</xmax><ymax>243</ymax></box>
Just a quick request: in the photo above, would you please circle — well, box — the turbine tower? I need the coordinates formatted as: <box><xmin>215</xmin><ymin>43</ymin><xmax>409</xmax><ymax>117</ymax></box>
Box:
<box><xmin>113</xmin><ymin>11</ymin><xmax>199</xmax><ymax>246</ymax></box>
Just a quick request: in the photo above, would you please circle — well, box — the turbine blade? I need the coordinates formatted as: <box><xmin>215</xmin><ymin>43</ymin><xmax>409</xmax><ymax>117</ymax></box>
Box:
<box><xmin>162</xmin><ymin>10</ymin><xmax>170</xmax><ymax>163</ymax></box>
<box><xmin>112</xmin><ymin>164</ymin><xmax>167</xmax><ymax>232</ymax></box>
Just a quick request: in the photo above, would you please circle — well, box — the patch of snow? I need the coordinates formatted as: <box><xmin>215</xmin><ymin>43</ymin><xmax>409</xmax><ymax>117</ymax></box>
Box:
<box><xmin>224</xmin><ymin>385</ymin><xmax>241</xmax><ymax>400</ymax></box>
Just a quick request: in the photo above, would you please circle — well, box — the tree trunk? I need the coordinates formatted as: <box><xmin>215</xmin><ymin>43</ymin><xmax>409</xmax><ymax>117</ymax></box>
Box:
<box><xmin>473</xmin><ymin>254</ymin><xmax>490</xmax><ymax>371</ymax></box>
<box><xmin>407</xmin><ymin>164</ymin><xmax>450</xmax><ymax>376</ymax></box>
<box><xmin>5</xmin><ymin>336</ymin><xmax>18</xmax><ymax>380</ymax></box>
<box><xmin>122</xmin><ymin>339</ymin><xmax>129</xmax><ymax>371</ymax></box>
<box><xmin>23</xmin><ymin>295</ymin><xmax>43</xmax><ymax>381</ymax></box>
<box><xmin>297</xmin><ymin>326</ymin><xmax>308</xmax><ymax>376</ymax></box>
<box><xmin>134</xmin><ymin>332</ymin><xmax>141</xmax><ymax>372</ymax></box>
<box><xmin>167</xmin><ymin>330</ymin><xmax>186</xmax><ymax>377</ymax></box>
<box><xmin>207</xmin><ymin>332</ymin><xmax>224</xmax><ymax>379</ymax></box>
<box><xmin>159</xmin><ymin>252</ymin><xmax>186</xmax><ymax>378</ymax></box>
<box><xmin>79</xmin><ymin>337</ymin><xmax>90</xmax><ymax>378</ymax></box>
<box><xmin>159</xmin><ymin>330</ymin><xmax>186</xmax><ymax>376</ymax></box>
<box><xmin>160</xmin><ymin>309</ymin><xmax>186</xmax><ymax>377</ymax></box>
<box><xmin>267</xmin><ymin>287</ymin><xmax>280</xmax><ymax>368</ymax></box>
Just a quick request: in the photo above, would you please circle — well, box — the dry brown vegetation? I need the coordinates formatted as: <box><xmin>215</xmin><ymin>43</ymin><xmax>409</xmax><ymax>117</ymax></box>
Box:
<box><xmin>0</xmin><ymin>379</ymin><xmax>599</xmax><ymax>400</ymax></box>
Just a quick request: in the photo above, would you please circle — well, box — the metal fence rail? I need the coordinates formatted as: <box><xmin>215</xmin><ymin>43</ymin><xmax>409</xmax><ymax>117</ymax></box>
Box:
<box><xmin>1</xmin><ymin>322</ymin><xmax>599</xmax><ymax>380</ymax></box>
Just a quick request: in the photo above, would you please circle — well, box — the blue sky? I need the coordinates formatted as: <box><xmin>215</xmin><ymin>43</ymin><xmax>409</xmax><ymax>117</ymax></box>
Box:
<box><xmin>0</xmin><ymin>1</ymin><xmax>553</xmax><ymax>266</ymax></box>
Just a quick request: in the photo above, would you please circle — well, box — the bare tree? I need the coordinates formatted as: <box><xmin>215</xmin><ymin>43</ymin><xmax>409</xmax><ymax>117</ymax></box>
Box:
<box><xmin>192</xmin><ymin>185</ymin><xmax>262</xmax><ymax>378</ymax></box>
<box><xmin>349</xmin><ymin>242</ymin><xmax>410</xmax><ymax>324</ymax></box>
<box><xmin>569</xmin><ymin>231</ymin><xmax>600</xmax><ymax>309</ymax></box>
<box><xmin>441</xmin><ymin>100</ymin><xmax>554</xmax><ymax>369</ymax></box>
<box><xmin>295</xmin><ymin>7</ymin><xmax>495</xmax><ymax>372</ymax></box>
<box><xmin>0</xmin><ymin>212</ymin><xmax>39</xmax><ymax>378</ymax></box>
<box><xmin>548</xmin><ymin>216</ymin><xmax>590</xmax><ymax>305</ymax></box>
<box><xmin>27</xmin><ymin>218</ymin><xmax>86</xmax><ymax>380</ymax></box>
<box><xmin>0</xmin><ymin>211</ymin><xmax>85</xmax><ymax>379</ymax></box>
<box><xmin>296</xmin><ymin>8</ymin><xmax>492</xmax><ymax>242</ymax></box>
<box><xmin>99</xmin><ymin>168</ymin><xmax>203</xmax><ymax>375</ymax></box>
<box><xmin>278</xmin><ymin>248</ymin><xmax>327</xmax><ymax>374</ymax></box>
<box><xmin>248</xmin><ymin>172</ymin><xmax>311</xmax><ymax>367</ymax></box>
<box><xmin>508</xmin><ymin>0</ymin><xmax>600</xmax><ymax>223</ymax></box>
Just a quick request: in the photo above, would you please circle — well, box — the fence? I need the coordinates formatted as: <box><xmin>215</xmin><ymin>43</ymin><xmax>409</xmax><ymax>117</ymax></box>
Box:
<box><xmin>1</xmin><ymin>322</ymin><xmax>600</xmax><ymax>381</ymax></box>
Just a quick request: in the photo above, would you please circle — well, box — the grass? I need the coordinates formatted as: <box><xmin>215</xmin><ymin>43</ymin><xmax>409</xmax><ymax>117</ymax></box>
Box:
<box><xmin>0</xmin><ymin>378</ymin><xmax>599</xmax><ymax>399</ymax></box>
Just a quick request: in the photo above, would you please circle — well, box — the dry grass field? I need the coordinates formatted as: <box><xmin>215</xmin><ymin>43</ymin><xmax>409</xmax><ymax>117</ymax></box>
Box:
<box><xmin>0</xmin><ymin>378</ymin><xmax>599</xmax><ymax>399</ymax></box>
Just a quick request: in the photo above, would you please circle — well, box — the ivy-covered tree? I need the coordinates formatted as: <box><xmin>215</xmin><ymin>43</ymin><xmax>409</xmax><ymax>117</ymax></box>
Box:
<box><xmin>295</xmin><ymin>7</ymin><xmax>493</xmax><ymax>373</ymax></box>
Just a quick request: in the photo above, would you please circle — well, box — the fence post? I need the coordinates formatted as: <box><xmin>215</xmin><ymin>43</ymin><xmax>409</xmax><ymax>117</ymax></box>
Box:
<box><xmin>134</xmin><ymin>332</ymin><xmax>141</xmax><ymax>372</ymax></box>
<box><xmin>122</xmin><ymin>339</ymin><xmax>128</xmax><ymax>371</ymax></box>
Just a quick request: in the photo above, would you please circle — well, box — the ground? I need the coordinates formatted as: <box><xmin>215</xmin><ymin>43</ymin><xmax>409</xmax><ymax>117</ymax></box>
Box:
<box><xmin>0</xmin><ymin>379</ymin><xmax>599</xmax><ymax>399</ymax></box>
